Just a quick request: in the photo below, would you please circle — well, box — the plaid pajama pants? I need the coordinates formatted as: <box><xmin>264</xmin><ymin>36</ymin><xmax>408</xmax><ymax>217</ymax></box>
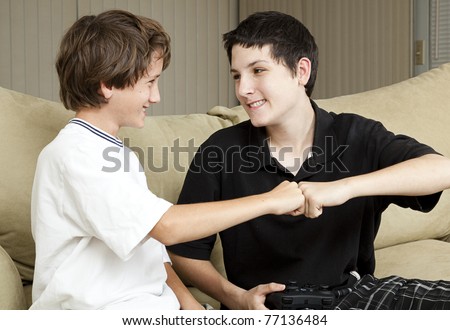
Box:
<box><xmin>335</xmin><ymin>275</ymin><xmax>450</xmax><ymax>309</ymax></box>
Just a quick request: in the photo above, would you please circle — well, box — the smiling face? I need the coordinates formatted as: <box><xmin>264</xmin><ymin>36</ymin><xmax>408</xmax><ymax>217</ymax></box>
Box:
<box><xmin>230</xmin><ymin>44</ymin><xmax>310</xmax><ymax>128</ymax></box>
<box><xmin>107</xmin><ymin>55</ymin><xmax>164</xmax><ymax>130</ymax></box>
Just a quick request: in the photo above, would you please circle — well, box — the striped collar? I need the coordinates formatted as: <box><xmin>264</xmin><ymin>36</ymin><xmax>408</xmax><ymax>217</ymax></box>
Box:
<box><xmin>69</xmin><ymin>118</ymin><xmax>123</xmax><ymax>147</ymax></box>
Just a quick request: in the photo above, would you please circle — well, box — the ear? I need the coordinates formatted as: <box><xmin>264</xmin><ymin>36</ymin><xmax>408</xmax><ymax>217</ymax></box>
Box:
<box><xmin>296</xmin><ymin>57</ymin><xmax>312</xmax><ymax>87</ymax></box>
<box><xmin>99</xmin><ymin>81</ymin><xmax>114</xmax><ymax>100</ymax></box>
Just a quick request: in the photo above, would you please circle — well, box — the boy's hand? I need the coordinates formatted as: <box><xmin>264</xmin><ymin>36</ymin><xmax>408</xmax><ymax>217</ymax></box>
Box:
<box><xmin>267</xmin><ymin>181</ymin><xmax>305</xmax><ymax>216</ymax></box>
<box><xmin>235</xmin><ymin>283</ymin><xmax>286</xmax><ymax>310</ymax></box>
<box><xmin>298</xmin><ymin>180</ymin><xmax>351</xmax><ymax>218</ymax></box>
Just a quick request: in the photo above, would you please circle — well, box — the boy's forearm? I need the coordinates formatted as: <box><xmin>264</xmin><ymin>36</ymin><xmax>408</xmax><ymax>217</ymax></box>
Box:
<box><xmin>170</xmin><ymin>254</ymin><xmax>245</xmax><ymax>309</ymax></box>
<box><xmin>164</xmin><ymin>263</ymin><xmax>204</xmax><ymax>310</ymax></box>
<box><xmin>347</xmin><ymin>154</ymin><xmax>450</xmax><ymax>199</ymax></box>
<box><xmin>151</xmin><ymin>181</ymin><xmax>301</xmax><ymax>245</ymax></box>
<box><xmin>153</xmin><ymin>195</ymin><xmax>269</xmax><ymax>245</ymax></box>
<box><xmin>299</xmin><ymin>154</ymin><xmax>450</xmax><ymax>218</ymax></box>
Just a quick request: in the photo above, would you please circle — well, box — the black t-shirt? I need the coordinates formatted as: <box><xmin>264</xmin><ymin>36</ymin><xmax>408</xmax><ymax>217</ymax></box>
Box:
<box><xmin>168</xmin><ymin>101</ymin><xmax>441</xmax><ymax>294</ymax></box>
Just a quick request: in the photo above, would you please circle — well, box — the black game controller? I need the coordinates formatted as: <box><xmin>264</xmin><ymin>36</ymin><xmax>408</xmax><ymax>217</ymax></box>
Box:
<box><xmin>265</xmin><ymin>281</ymin><xmax>337</xmax><ymax>310</ymax></box>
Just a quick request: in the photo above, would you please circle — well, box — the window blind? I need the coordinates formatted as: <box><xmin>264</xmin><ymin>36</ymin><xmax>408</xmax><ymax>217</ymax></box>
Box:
<box><xmin>430</xmin><ymin>0</ymin><xmax>450</xmax><ymax>68</ymax></box>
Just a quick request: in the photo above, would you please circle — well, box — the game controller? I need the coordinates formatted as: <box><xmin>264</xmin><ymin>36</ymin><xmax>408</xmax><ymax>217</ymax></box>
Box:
<box><xmin>265</xmin><ymin>281</ymin><xmax>337</xmax><ymax>310</ymax></box>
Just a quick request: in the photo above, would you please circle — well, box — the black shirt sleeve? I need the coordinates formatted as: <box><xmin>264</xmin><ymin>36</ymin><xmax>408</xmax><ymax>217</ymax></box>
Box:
<box><xmin>166</xmin><ymin>141</ymin><xmax>222</xmax><ymax>260</ymax></box>
<box><xmin>368</xmin><ymin>121</ymin><xmax>442</xmax><ymax>212</ymax></box>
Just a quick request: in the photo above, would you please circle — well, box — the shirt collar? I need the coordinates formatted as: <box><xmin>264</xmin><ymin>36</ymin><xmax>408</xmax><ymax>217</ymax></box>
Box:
<box><xmin>310</xmin><ymin>100</ymin><xmax>338</xmax><ymax>165</ymax></box>
<box><xmin>69</xmin><ymin>118</ymin><xmax>124</xmax><ymax>148</ymax></box>
<box><xmin>246</xmin><ymin>100</ymin><xmax>338</xmax><ymax>171</ymax></box>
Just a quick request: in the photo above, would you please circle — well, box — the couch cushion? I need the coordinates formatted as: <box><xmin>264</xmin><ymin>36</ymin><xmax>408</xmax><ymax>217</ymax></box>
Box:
<box><xmin>374</xmin><ymin>239</ymin><xmax>450</xmax><ymax>280</ymax></box>
<box><xmin>0</xmin><ymin>87</ymin><xmax>73</xmax><ymax>282</ymax></box>
<box><xmin>0</xmin><ymin>244</ymin><xmax>27</xmax><ymax>309</ymax></box>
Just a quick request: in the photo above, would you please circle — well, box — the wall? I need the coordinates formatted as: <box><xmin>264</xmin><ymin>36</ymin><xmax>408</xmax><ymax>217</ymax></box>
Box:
<box><xmin>0</xmin><ymin>0</ymin><xmax>76</xmax><ymax>104</ymax></box>
<box><xmin>1</xmin><ymin>0</ymin><xmax>414</xmax><ymax>114</ymax></box>
<box><xmin>0</xmin><ymin>0</ymin><xmax>238</xmax><ymax>115</ymax></box>
<box><xmin>240</xmin><ymin>0</ymin><xmax>413</xmax><ymax>99</ymax></box>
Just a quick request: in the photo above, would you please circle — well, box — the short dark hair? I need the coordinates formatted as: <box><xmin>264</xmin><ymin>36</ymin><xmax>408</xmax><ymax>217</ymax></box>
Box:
<box><xmin>223</xmin><ymin>11</ymin><xmax>318</xmax><ymax>97</ymax></box>
<box><xmin>56</xmin><ymin>10</ymin><xmax>171</xmax><ymax>111</ymax></box>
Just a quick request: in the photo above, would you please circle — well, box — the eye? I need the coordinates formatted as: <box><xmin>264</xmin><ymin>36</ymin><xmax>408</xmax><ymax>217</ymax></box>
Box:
<box><xmin>232</xmin><ymin>74</ymin><xmax>241</xmax><ymax>81</ymax></box>
<box><xmin>147</xmin><ymin>75</ymin><xmax>160</xmax><ymax>85</ymax></box>
<box><xmin>147</xmin><ymin>78</ymin><xmax>159</xmax><ymax>87</ymax></box>
<box><xmin>254</xmin><ymin>68</ymin><xmax>265</xmax><ymax>74</ymax></box>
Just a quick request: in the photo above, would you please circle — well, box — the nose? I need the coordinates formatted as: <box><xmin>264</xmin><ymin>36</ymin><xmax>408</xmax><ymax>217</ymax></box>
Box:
<box><xmin>237</xmin><ymin>75</ymin><xmax>254</xmax><ymax>98</ymax></box>
<box><xmin>149</xmin><ymin>84</ymin><xmax>161</xmax><ymax>104</ymax></box>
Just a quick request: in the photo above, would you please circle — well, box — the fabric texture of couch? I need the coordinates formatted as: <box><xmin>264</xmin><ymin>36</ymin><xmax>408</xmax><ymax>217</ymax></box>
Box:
<box><xmin>1</xmin><ymin>63</ymin><xmax>450</xmax><ymax>310</ymax></box>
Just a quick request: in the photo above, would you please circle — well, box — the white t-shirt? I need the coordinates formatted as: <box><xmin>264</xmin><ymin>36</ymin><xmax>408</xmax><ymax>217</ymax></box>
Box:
<box><xmin>30</xmin><ymin>119</ymin><xmax>178</xmax><ymax>310</ymax></box>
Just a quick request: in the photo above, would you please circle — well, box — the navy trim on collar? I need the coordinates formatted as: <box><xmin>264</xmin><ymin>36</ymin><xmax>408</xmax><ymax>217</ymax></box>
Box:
<box><xmin>69</xmin><ymin>119</ymin><xmax>123</xmax><ymax>147</ymax></box>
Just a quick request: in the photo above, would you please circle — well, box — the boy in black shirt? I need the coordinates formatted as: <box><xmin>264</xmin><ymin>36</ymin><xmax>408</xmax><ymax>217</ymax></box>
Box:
<box><xmin>168</xmin><ymin>11</ymin><xmax>450</xmax><ymax>309</ymax></box>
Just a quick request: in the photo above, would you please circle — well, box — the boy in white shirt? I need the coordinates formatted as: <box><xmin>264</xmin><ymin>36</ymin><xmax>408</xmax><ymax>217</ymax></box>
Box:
<box><xmin>30</xmin><ymin>9</ymin><xmax>304</xmax><ymax>310</ymax></box>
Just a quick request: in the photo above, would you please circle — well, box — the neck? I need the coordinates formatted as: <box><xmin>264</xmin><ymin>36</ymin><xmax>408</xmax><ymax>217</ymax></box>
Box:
<box><xmin>266</xmin><ymin>101</ymin><xmax>315</xmax><ymax>175</ymax></box>
<box><xmin>266</xmin><ymin>101</ymin><xmax>315</xmax><ymax>152</ymax></box>
<box><xmin>75</xmin><ymin>107</ymin><xmax>119</xmax><ymax>137</ymax></box>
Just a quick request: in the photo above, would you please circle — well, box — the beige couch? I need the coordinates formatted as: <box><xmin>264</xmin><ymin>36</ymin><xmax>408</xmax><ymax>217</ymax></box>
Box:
<box><xmin>1</xmin><ymin>63</ymin><xmax>450</xmax><ymax>310</ymax></box>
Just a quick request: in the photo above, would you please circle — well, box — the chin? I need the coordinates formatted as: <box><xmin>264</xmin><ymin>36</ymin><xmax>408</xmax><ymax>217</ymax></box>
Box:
<box><xmin>249</xmin><ymin>119</ymin><xmax>266</xmax><ymax>128</ymax></box>
<box><xmin>248</xmin><ymin>114</ymin><xmax>270</xmax><ymax>128</ymax></box>
<box><xmin>128</xmin><ymin>120</ymin><xmax>146</xmax><ymax>129</ymax></box>
<box><xmin>137</xmin><ymin>116</ymin><xmax>147</xmax><ymax>128</ymax></box>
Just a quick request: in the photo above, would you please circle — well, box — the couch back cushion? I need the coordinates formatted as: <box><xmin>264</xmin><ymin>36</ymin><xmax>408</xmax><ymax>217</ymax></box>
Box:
<box><xmin>0</xmin><ymin>87</ymin><xmax>73</xmax><ymax>282</ymax></box>
<box><xmin>119</xmin><ymin>108</ymin><xmax>236</xmax><ymax>203</ymax></box>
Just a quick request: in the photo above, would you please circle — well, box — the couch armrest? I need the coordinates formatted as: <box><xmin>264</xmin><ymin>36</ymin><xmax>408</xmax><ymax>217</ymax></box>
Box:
<box><xmin>0</xmin><ymin>245</ymin><xmax>27</xmax><ymax>309</ymax></box>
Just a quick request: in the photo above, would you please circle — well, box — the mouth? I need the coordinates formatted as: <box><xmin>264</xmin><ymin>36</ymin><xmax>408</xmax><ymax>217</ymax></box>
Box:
<box><xmin>246</xmin><ymin>99</ymin><xmax>266</xmax><ymax>109</ymax></box>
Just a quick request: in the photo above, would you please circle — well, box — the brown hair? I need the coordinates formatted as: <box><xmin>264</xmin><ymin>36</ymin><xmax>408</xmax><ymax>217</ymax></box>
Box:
<box><xmin>56</xmin><ymin>9</ymin><xmax>171</xmax><ymax>111</ymax></box>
